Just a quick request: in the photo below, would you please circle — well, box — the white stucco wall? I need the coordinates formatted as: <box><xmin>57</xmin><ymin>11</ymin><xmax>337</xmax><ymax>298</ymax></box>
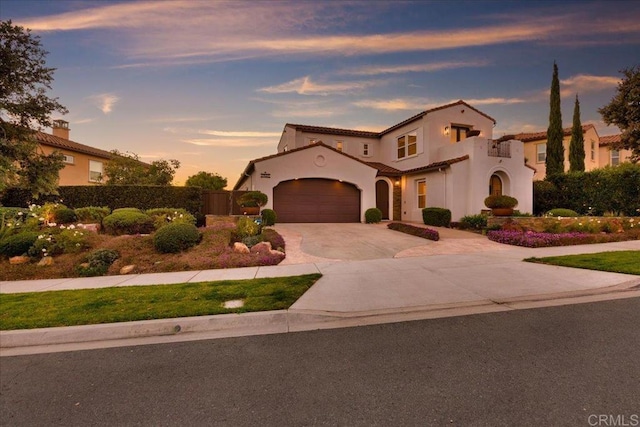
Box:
<box><xmin>242</xmin><ymin>145</ymin><xmax>378</xmax><ymax>222</ymax></box>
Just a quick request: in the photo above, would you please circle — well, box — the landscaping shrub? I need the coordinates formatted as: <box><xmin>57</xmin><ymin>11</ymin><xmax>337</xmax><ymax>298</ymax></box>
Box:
<box><xmin>387</xmin><ymin>222</ymin><xmax>439</xmax><ymax>241</ymax></box>
<box><xmin>486</xmin><ymin>230</ymin><xmax>636</xmax><ymax>248</ymax></box>
<box><xmin>53</xmin><ymin>207</ymin><xmax>77</xmax><ymax>224</ymax></box>
<box><xmin>261</xmin><ymin>209</ymin><xmax>277</xmax><ymax>226</ymax></box>
<box><xmin>261</xmin><ymin>228</ymin><xmax>285</xmax><ymax>251</ymax></box>
<box><xmin>74</xmin><ymin>206</ymin><xmax>111</xmax><ymax>224</ymax></box>
<box><xmin>459</xmin><ymin>214</ymin><xmax>488</xmax><ymax>230</ymax></box>
<box><xmin>546</xmin><ymin>208</ymin><xmax>579</xmax><ymax>217</ymax></box>
<box><xmin>241</xmin><ymin>235</ymin><xmax>263</xmax><ymax>248</ymax></box>
<box><xmin>234</xmin><ymin>216</ymin><xmax>260</xmax><ymax>239</ymax></box>
<box><xmin>56</xmin><ymin>229</ymin><xmax>92</xmax><ymax>254</ymax></box>
<box><xmin>0</xmin><ymin>232</ymin><xmax>40</xmax><ymax>258</ymax></box>
<box><xmin>102</xmin><ymin>211</ymin><xmax>155</xmax><ymax>235</ymax></box>
<box><xmin>28</xmin><ymin>232</ymin><xmax>62</xmax><ymax>258</ymax></box>
<box><xmin>153</xmin><ymin>222</ymin><xmax>202</xmax><ymax>253</ymax></box>
<box><xmin>533</xmin><ymin>180</ymin><xmax>559</xmax><ymax>216</ymax></box>
<box><xmin>422</xmin><ymin>207</ymin><xmax>451</xmax><ymax>227</ymax></box>
<box><xmin>365</xmin><ymin>208</ymin><xmax>383</xmax><ymax>224</ymax></box>
<box><xmin>76</xmin><ymin>248</ymin><xmax>120</xmax><ymax>277</ymax></box>
<box><xmin>484</xmin><ymin>195</ymin><xmax>518</xmax><ymax>209</ymax></box>
<box><xmin>145</xmin><ymin>208</ymin><xmax>196</xmax><ymax>229</ymax></box>
<box><xmin>113</xmin><ymin>207</ymin><xmax>143</xmax><ymax>213</ymax></box>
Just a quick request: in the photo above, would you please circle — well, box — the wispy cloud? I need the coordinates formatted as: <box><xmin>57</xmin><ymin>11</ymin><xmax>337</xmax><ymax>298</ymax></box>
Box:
<box><xmin>182</xmin><ymin>138</ymin><xmax>275</xmax><ymax>148</ymax></box>
<box><xmin>353</xmin><ymin>97</ymin><xmax>526</xmax><ymax>112</ymax></box>
<box><xmin>560</xmin><ymin>74</ymin><xmax>620</xmax><ymax>97</ymax></box>
<box><xmin>88</xmin><ymin>93</ymin><xmax>119</xmax><ymax>114</ymax></box>
<box><xmin>342</xmin><ymin>60</ymin><xmax>490</xmax><ymax>76</ymax></box>
<box><xmin>17</xmin><ymin>2</ymin><xmax>640</xmax><ymax>66</ymax></box>
<box><xmin>197</xmin><ymin>130</ymin><xmax>282</xmax><ymax>137</ymax></box>
<box><xmin>258</xmin><ymin>76</ymin><xmax>383</xmax><ymax>96</ymax></box>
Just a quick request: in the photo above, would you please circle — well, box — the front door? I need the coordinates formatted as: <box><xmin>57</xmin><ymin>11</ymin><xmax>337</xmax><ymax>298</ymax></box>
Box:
<box><xmin>489</xmin><ymin>174</ymin><xmax>503</xmax><ymax>196</ymax></box>
<box><xmin>376</xmin><ymin>180</ymin><xmax>390</xmax><ymax>220</ymax></box>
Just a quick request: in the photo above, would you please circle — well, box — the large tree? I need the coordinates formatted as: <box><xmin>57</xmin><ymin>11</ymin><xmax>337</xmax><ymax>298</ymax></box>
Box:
<box><xmin>569</xmin><ymin>95</ymin><xmax>585</xmax><ymax>172</ymax></box>
<box><xmin>0</xmin><ymin>20</ymin><xmax>67</xmax><ymax>199</ymax></box>
<box><xmin>103</xmin><ymin>150</ymin><xmax>180</xmax><ymax>186</ymax></box>
<box><xmin>184</xmin><ymin>171</ymin><xmax>227</xmax><ymax>190</ymax></box>
<box><xmin>598</xmin><ymin>65</ymin><xmax>640</xmax><ymax>163</ymax></box>
<box><xmin>546</xmin><ymin>61</ymin><xmax>565</xmax><ymax>176</ymax></box>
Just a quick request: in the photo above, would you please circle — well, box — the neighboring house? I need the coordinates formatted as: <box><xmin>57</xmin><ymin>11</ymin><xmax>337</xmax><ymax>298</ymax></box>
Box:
<box><xmin>35</xmin><ymin>120</ymin><xmax>112</xmax><ymax>185</ymax></box>
<box><xmin>516</xmin><ymin>124</ymin><xmax>631</xmax><ymax>180</ymax></box>
<box><xmin>234</xmin><ymin>100</ymin><xmax>534</xmax><ymax>223</ymax></box>
<box><xmin>598</xmin><ymin>134</ymin><xmax>632</xmax><ymax>168</ymax></box>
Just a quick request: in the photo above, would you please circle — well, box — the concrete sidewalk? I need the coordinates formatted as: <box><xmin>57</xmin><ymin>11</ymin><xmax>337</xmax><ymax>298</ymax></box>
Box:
<box><xmin>1</xmin><ymin>233</ymin><xmax>639</xmax><ymax>356</ymax></box>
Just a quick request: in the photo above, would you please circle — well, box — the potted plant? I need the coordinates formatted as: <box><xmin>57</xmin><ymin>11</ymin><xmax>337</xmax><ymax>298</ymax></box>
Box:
<box><xmin>236</xmin><ymin>191</ymin><xmax>268</xmax><ymax>215</ymax></box>
<box><xmin>484</xmin><ymin>195</ymin><xmax>518</xmax><ymax>216</ymax></box>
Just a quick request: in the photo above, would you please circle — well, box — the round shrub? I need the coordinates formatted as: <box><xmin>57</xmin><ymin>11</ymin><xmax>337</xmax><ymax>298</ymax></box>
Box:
<box><xmin>235</xmin><ymin>216</ymin><xmax>260</xmax><ymax>238</ymax></box>
<box><xmin>153</xmin><ymin>222</ymin><xmax>202</xmax><ymax>253</ymax></box>
<box><xmin>422</xmin><ymin>207</ymin><xmax>451</xmax><ymax>227</ymax></box>
<box><xmin>102</xmin><ymin>211</ymin><xmax>155</xmax><ymax>235</ymax></box>
<box><xmin>0</xmin><ymin>232</ymin><xmax>40</xmax><ymax>258</ymax></box>
<box><xmin>546</xmin><ymin>208</ymin><xmax>579</xmax><ymax>217</ymax></box>
<box><xmin>261</xmin><ymin>209</ymin><xmax>277</xmax><ymax>226</ymax></box>
<box><xmin>76</xmin><ymin>248</ymin><xmax>120</xmax><ymax>277</ymax></box>
<box><xmin>53</xmin><ymin>207</ymin><xmax>77</xmax><ymax>224</ymax></box>
<box><xmin>459</xmin><ymin>214</ymin><xmax>488</xmax><ymax>230</ymax></box>
<box><xmin>484</xmin><ymin>195</ymin><xmax>518</xmax><ymax>209</ymax></box>
<box><xmin>113</xmin><ymin>208</ymin><xmax>143</xmax><ymax>213</ymax></box>
<box><xmin>365</xmin><ymin>208</ymin><xmax>383</xmax><ymax>223</ymax></box>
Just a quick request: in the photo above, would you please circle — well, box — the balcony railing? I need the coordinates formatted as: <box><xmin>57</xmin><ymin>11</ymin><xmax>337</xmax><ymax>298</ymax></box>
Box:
<box><xmin>488</xmin><ymin>140</ymin><xmax>511</xmax><ymax>158</ymax></box>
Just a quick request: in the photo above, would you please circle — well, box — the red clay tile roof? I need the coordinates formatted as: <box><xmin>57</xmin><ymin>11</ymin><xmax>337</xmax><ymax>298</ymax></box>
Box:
<box><xmin>402</xmin><ymin>155</ymin><xmax>470</xmax><ymax>175</ymax></box>
<box><xmin>514</xmin><ymin>124</ymin><xmax>595</xmax><ymax>143</ymax></box>
<box><xmin>35</xmin><ymin>131</ymin><xmax>113</xmax><ymax>159</ymax></box>
<box><xmin>285</xmin><ymin>100</ymin><xmax>496</xmax><ymax>139</ymax></box>
<box><xmin>365</xmin><ymin>162</ymin><xmax>403</xmax><ymax>177</ymax></box>
<box><xmin>599</xmin><ymin>134</ymin><xmax>621</xmax><ymax>146</ymax></box>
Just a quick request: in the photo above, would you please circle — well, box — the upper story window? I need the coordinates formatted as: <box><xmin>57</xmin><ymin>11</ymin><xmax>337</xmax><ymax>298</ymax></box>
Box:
<box><xmin>397</xmin><ymin>131</ymin><xmax>417</xmax><ymax>159</ymax></box>
<box><xmin>63</xmin><ymin>154</ymin><xmax>75</xmax><ymax>164</ymax></box>
<box><xmin>307</xmin><ymin>138</ymin><xmax>320</xmax><ymax>145</ymax></box>
<box><xmin>335</xmin><ymin>141</ymin><xmax>343</xmax><ymax>152</ymax></box>
<box><xmin>590</xmin><ymin>140</ymin><xmax>596</xmax><ymax>161</ymax></box>
<box><xmin>362</xmin><ymin>143</ymin><xmax>370</xmax><ymax>157</ymax></box>
<box><xmin>536</xmin><ymin>143</ymin><xmax>546</xmax><ymax>163</ymax></box>
<box><xmin>611</xmin><ymin>149</ymin><xmax>620</xmax><ymax>166</ymax></box>
<box><xmin>450</xmin><ymin>125</ymin><xmax>471</xmax><ymax>143</ymax></box>
<box><xmin>89</xmin><ymin>160</ymin><xmax>103</xmax><ymax>183</ymax></box>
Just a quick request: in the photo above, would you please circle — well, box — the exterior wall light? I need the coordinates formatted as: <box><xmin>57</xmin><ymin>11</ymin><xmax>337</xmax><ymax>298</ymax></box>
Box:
<box><xmin>444</xmin><ymin>126</ymin><xmax>450</xmax><ymax>136</ymax></box>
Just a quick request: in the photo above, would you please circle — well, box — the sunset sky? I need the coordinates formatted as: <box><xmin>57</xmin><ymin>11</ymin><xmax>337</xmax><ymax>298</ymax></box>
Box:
<box><xmin>3</xmin><ymin>0</ymin><xmax>639</xmax><ymax>187</ymax></box>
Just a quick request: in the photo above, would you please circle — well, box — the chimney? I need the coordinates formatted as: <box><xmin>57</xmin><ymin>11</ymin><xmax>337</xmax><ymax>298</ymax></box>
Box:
<box><xmin>52</xmin><ymin>120</ymin><xmax>70</xmax><ymax>140</ymax></box>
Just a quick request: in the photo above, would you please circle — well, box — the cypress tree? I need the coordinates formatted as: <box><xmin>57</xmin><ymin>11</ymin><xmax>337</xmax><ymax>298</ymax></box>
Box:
<box><xmin>546</xmin><ymin>62</ymin><xmax>565</xmax><ymax>176</ymax></box>
<box><xmin>569</xmin><ymin>94</ymin><xmax>585</xmax><ymax>172</ymax></box>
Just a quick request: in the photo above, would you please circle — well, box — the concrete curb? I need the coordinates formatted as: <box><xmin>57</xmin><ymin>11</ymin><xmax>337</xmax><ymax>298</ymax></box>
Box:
<box><xmin>2</xmin><ymin>280</ymin><xmax>639</xmax><ymax>357</ymax></box>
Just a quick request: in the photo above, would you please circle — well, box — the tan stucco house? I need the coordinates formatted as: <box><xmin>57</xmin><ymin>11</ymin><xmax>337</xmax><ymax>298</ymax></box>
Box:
<box><xmin>36</xmin><ymin>120</ymin><xmax>112</xmax><ymax>185</ymax></box>
<box><xmin>234</xmin><ymin>100</ymin><xmax>534</xmax><ymax>223</ymax></box>
<box><xmin>516</xmin><ymin>124</ymin><xmax>631</xmax><ymax>180</ymax></box>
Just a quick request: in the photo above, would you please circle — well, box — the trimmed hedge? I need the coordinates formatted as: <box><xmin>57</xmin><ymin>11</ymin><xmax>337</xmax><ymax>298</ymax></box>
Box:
<box><xmin>422</xmin><ymin>207</ymin><xmax>451</xmax><ymax>227</ymax></box>
<box><xmin>546</xmin><ymin>208</ymin><xmax>579</xmax><ymax>217</ymax></box>
<box><xmin>261</xmin><ymin>209</ymin><xmax>277</xmax><ymax>226</ymax></box>
<box><xmin>1</xmin><ymin>186</ymin><xmax>203</xmax><ymax>216</ymax></box>
<box><xmin>387</xmin><ymin>222</ymin><xmax>439</xmax><ymax>241</ymax></box>
<box><xmin>102</xmin><ymin>211</ymin><xmax>155</xmax><ymax>235</ymax></box>
<box><xmin>74</xmin><ymin>206</ymin><xmax>111</xmax><ymax>223</ymax></box>
<box><xmin>534</xmin><ymin>163</ymin><xmax>640</xmax><ymax>216</ymax></box>
<box><xmin>153</xmin><ymin>222</ymin><xmax>202</xmax><ymax>253</ymax></box>
<box><xmin>365</xmin><ymin>208</ymin><xmax>383</xmax><ymax>224</ymax></box>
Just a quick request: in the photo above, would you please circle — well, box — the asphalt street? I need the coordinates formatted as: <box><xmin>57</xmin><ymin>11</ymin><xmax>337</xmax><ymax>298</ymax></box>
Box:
<box><xmin>2</xmin><ymin>297</ymin><xmax>639</xmax><ymax>426</ymax></box>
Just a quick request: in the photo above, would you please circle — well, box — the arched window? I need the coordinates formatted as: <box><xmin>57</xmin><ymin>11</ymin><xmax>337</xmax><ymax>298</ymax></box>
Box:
<box><xmin>489</xmin><ymin>174</ymin><xmax>502</xmax><ymax>196</ymax></box>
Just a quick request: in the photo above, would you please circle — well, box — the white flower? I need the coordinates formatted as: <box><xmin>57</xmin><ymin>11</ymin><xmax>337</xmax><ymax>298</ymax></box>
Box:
<box><xmin>60</xmin><ymin>225</ymin><xmax>66</xmax><ymax>229</ymax></box>
<box><xmin>179</xmin><ymin>214</ymin><xmax>183</xmax><ymax>218</ymax></box>
<box><xmin>75</xmin><ymin>243</ymin><xmax>80</xmax><ymax>247</ymax></box>
<box><xmin>39</xmin><ymin>217</ymin><xmax>45</xmax><ymax>221</ymax></box>
<box><xmin>49</xmin><ymin>222</ymin><xmax>57</xmax><ymax>226</ymax></box>
<box><xmin>68</xmin><ymin>224</ymin><xmax>75</xmax><ymax>229</ymax></box>
<box><xmin>17</xmin><ymin>212</ymin><xmax>23</xmax><ymax>216</ymax></box>
<box><xmin>578</xmin><ymin>223</ymin><xmax>583</xmax><ymax>226</ymax></box>
<box><xmin>38</xmin><ymin>235</ymin><xmax>44</xmax><ymax>239</ymax></box>
<box><xmin>41</xmin><ymin>248</ymin><xmax>46</xmax><ymax>252</ymax></box>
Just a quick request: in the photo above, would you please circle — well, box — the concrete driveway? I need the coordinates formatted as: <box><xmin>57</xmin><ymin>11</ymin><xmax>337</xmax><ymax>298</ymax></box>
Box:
<box><xmin>273</xmin><ymin>222</ymin><xmax>507</xmax><ymax>264</ymax></box>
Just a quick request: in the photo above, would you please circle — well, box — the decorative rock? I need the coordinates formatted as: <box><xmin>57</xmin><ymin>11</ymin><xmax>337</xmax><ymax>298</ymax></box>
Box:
<box><xmin>9</xmin><ymin>256</ymin><xmax>30</xmax><ymax>265</ymax></box>
<box><xmin>78</xmin><ymin>223</ymin><xmax>100</xmax><ymax>232</ymax></box>
<box><xmin>270</xmin><ymin>249</ymin><xmax>285</xmax><ymax>257</ymax></box>
<box><xmin>120</xmin><ymin>265</ymin><xmax>136</xmax><ymax>275</ymax></box>
<box><xmin>79</xmin><ymin>262</ymin><xmax>90</xmax><ymax>269</ymax></box>
<box><xmin>250</xmin><ymin>241</ymin><xmax>272</xmax><ymax>254</ymax></box>
<box><xmin>233</xmin><ymin>242</ymin><xmax>250</xmax><ymax>254</ymax></box>
<box><xmin>37</xmin><ymin>256</ymin><xmax>54</xmax><ymax>266</ymax></box>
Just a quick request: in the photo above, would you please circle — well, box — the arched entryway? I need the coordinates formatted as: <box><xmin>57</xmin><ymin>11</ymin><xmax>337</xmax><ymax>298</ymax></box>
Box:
<box><xmin>375</xmin><ymin>180</ymin><xmax>390</xmax><ymax>220</ymax></box>
<box><xmin>489</xmin><ymin>174</ymin><xmax>503</xmax><ymax>196</ymax></box>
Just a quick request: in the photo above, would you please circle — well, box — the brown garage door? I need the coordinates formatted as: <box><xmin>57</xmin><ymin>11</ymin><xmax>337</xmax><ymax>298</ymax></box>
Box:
<box><xmin>273</xmin><ymin>179</ymin><xmax>361</xmax><ymax>223</ymax></box>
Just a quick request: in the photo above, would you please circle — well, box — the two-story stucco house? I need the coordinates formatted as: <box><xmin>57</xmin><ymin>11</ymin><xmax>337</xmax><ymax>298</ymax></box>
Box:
<box><xmin>234</xmin><ymin>100</ymin><xmax>534</xmax><ymax>223</ymax></box>
<box><xmin>36</xmin><ymin>120</ymin><xmax>112</xmax><ymax>185</ymax></box>
<box><xmin>516</xmin><ymin>124</ymin><xmax>632</xmax><ymax>180</ymax></box>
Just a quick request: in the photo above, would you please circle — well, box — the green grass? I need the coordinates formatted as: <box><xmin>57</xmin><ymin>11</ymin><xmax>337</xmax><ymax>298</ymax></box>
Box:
<box><xmin>0</xmin><ymin>274</ymin><xmax>321</xmax><ymax>330</ymax></box>
<box><xmin>525</xmin><ymin>251</ymin><xmax>640</xmax><ymax>275</ymax></box>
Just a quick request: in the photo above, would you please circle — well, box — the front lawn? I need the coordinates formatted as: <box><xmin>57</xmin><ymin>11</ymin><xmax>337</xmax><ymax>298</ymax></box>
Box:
<box><xmin>524</xmin><ymin>251</ymin><xmax>640</xmax><ymax>275</ymax></box>
<box><xmin>0</xmin><ymin>274</ymin><xmax>321</xmax><ymax>330</ymax></box>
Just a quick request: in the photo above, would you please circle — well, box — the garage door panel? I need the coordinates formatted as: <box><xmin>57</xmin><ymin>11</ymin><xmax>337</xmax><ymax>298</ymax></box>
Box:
<box><xmin>274</xmin><ymin>179</ymin><xmax>360</xmax><ymax>223</ymax></box>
